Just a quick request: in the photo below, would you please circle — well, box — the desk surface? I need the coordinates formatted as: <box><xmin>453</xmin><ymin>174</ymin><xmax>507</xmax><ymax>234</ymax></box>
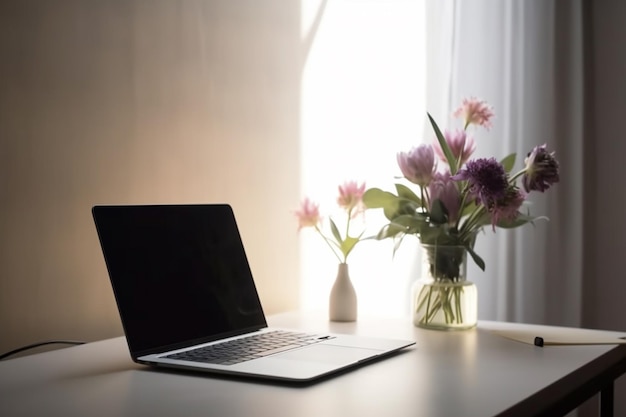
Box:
<box><xmin>2</xmin><ymin>312</ymin><xmax>626</xmax><ymax>417</ymax></box>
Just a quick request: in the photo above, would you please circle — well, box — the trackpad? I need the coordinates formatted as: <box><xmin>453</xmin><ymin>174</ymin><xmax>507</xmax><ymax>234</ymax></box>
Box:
<box><xmin>276</xmin><ymin>344</ymin><xmax>380</xmax><ymax>365</ymax></box>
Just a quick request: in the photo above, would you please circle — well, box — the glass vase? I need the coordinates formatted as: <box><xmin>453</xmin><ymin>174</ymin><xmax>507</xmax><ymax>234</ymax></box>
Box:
<box><xmin>411</xmin><ymin>244</ymin><xmax>477</xmax><ymax>330</ymax></box>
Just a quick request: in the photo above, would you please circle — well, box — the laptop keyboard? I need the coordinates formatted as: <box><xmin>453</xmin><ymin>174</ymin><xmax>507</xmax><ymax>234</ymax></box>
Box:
<box><xmin>165</xmin><ymin>330</ymin><xmax>334</xmax><ymax>366</ymax></box>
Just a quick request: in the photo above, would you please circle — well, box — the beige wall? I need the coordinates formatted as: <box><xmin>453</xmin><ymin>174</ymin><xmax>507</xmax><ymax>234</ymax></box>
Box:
<box><xmin>0</xmin><ymin>0</ymin><xmax>302</xmax><ymax>354</ymax></box>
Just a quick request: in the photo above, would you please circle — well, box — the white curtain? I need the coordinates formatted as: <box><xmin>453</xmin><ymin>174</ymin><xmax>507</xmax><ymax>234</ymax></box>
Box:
<box><xmin>427</xmin><ymin>0</ymin><xmax>585</xmax><ymax>326</ymax></box>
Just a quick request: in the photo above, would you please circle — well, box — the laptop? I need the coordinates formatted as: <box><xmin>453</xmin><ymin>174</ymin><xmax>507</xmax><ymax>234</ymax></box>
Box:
<box><xmin>92</xmin><ymin>204</ymin><xmax>414</xmax><ymax>382</ymax></box>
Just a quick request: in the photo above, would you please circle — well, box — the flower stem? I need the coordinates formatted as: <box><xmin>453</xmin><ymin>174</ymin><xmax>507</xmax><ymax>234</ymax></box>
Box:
<box><xmin>345</xmin><ymin>207</ymin><xmax>352</xmax><ymax>240</ymax></box>
<box><xmin>455</xmin><ymin>183</ymin><xmax>470</xmax><ymax>231</ymax></box>
<box><xmin>459</xmin><ymin>205</ymin><xmax>486</xmax><ymax>241</ymax></box>
<box><xmin>455</xmin><ymin>287</ymin><xmax>464</xmax><ymax>323</ymax></box>
<box><xmin>509</xmin><ymin>168</ymin><xmax>527</xmax><ymax>183</ymax></box>
<box><xmin>424</xmin><ymin>286</ymin><xmax>433</xmax><ymax>323</ymax></box>
<box><xmin>315</xmin><ymin>225</ymin><xmax>344</xmax><ymax>263</ymax></box>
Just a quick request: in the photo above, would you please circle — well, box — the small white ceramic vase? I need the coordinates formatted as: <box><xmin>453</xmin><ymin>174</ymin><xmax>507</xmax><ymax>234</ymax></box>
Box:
<box><xmin>329</xmin><ymin>263</ymin><xmax>357</xmax><ymax>322</ymax></box>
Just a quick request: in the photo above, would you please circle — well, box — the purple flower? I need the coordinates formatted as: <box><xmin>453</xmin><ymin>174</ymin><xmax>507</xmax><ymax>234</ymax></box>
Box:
<box><xmin>433</xmin><ymin>129</ymin><xmax>476</xmax><ymax>167</ymax></box>
<box><xmin>490</xmin><ymin>186</ymin><xmax>526</xmax><ymax>229</ymax></box>
<box><xmin>397</xmin><ymin>145</ymin><xmax>436</xmax><ymax>187</ymax></box>
<box><xmin>452</xmin><ymin>158</ymin><xmax>508</xmax><ymax>209</ymax></box>
<box><xmin>522</xmin><ymin>144</ymin><xmax>560</xmax><ymax>192</ymax></box>
<box><xmin>428</xmin><ymin>171</ymin><xmax>461</xmax><ymax>224</ymax></box>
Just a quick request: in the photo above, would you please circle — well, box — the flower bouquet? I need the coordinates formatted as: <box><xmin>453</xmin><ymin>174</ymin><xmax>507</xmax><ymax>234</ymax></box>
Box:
<box><xmin>295</xmin><ymin>181</ymin><xmax>367</xmax><ymax>321</ymax></box>
<box><xmin>363</xmin><ymin>98</ymin><xmax>560</xmax><ymax>329</ymax></box>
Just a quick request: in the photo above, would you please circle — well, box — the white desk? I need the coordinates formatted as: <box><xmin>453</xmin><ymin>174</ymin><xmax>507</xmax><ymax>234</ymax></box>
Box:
<box><xmin>1</xmin><ymin>312</ymin><xmax>626</xmax><ymax>417</ymax></box>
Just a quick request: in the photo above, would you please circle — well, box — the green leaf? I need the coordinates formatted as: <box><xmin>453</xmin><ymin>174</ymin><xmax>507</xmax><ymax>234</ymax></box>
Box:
<box><xmin>376</xmin><ymin>224</ymin><xmax>398</xmax><ymax>239</ymax></box>
<box><xmin>395</xmin><ymin>183</ymin><xmax>421</xmax><ymax>205</ymax></box>
<box><xmin>362</xmin><ymin>188</ymin><xmax>399</xmax><ymax>209</ymax></box>
<box><xmin>363</xmin><ymin>186</ymin><xmax>424</xmax><ymax>222</ymax></box>
<box><xmin>363</xmin><ymin>188</ymin><xmax>405</xmax><ymax>222</ymax></box>
<box><xmin>429</xmin><ymin>199</ymin><xmax>448</xmax><ymax>225</ymax></box>
<box><xmin>341</xmin><ymin>235</ymin><xmax>361</xmax><ymax>258</ymax></box>
<box><xmin>466</xmin><ymin>245</ymin><xmax>486</xmax><ymax>271</ymax></box>
<box><xmin>500</xmin><ymin>153</ymin><xmax>517</xmax><ymax>173</ymax></box>
<box><xmin>417</xmin><ymin>225</ymin><xmax>445</xmax><ymax>244</ymax></box>
<box><xmin>459</xmin><ymin>201</ymin><xmax>479</xmax><ymax>218</ymax></box>
<box><xmin>473</xmin><ymin>211</ymin><xmax>492</xmax><ymax>228</ymax></box>
<box><xmin>376</xmin><ymin>222</ymin><xmax>408</xmax><ymax>239</ymax></box>
<box><xmin>497</xmin><ymin>214</ymin><xmax>549</xmax><ymax>229</ymax></box>
<box><xmin>329</xmin><ymin>218</ymin><xmax>342</xmax><ymax>244</ymax></box>
<box><xmin>428</xmin><ymin>112</ymin><xmax>458</xmax><ymax>174</ymax></box>
<box><xmin>392</xmin><ymin>233</ymin><xmax>408</xmax><ymax>256</ymax></box>
<box><xmin>390</xmin><ymin>214</ymin><xmax>426</xmax><ymax>235</ymax></box>
<box><xmin>382</xmin><ymin>206</ymin><xmax>400</xmax><ymax>222</ymax></box>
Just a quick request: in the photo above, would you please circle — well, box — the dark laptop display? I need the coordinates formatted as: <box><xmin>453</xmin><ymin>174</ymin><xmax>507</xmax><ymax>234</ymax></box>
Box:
<box><xmin>93</xmin><ymin>205</ymin><xmax>267</xmax><ymax>357</ymax></box>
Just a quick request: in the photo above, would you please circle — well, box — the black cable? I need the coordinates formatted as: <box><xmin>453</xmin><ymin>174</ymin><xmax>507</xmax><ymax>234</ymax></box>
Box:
<box><xmin>0</xmin><ymin>340</ymin><xmax>86</xmax><ymax>360</ymax></box>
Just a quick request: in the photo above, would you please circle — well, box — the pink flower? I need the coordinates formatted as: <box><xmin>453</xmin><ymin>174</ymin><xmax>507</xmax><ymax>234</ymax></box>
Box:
<box><xmin>337</xmin><ymin>180</ymin><xmax>366</xmax><ymax>212</ymax></box>
<box><xmin>397</xmin><ymin>144</ymin><xmax>436</xmax><ymax>187</ymax></box>
<box><xmin>295</xmin><ymin>198</ymin><xmax>321</xmax><ymax>230</ymax></box>
<box><xmin>428</xmin><ymin>171</ymin><xmax>461</xmax><ymax>224</ymax></box>
<box><xmin>433</xmin><ymin>129</ymin><xmax>476</xmax><ymax>167</ymax></box>
<box><xmin>453</xmin><ymin>97</ymin><xmax>495</xmax><ymax>130</ymax></box>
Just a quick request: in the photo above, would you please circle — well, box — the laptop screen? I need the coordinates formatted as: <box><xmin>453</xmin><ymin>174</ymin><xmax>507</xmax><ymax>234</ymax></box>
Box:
<box><xmin>92</xmin><ymin>204</ymin><xmax>267</xmax><ymax>356</ymax></box>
